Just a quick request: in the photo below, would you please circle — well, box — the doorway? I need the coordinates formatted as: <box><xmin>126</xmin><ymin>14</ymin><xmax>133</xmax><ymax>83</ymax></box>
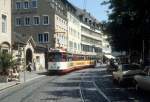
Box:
<box><xmin>26</xmin><ymin>48</ymin><xmax>32</xmax><ymax>65</ymax></box>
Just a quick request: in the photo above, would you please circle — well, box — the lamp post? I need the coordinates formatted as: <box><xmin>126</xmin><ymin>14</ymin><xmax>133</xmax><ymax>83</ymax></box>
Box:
<box><xmin>142</xmin><ymin>40</ymin><xmax>145</xmax><ymax>65</ymax></box>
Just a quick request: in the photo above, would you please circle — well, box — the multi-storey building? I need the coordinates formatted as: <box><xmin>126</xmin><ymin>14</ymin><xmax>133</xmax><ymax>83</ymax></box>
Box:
<box><xmin>12</xmin><ymin>0</ymin><xmax>104</xmax><ymax>62</ymax></box>
<box><xmin>76</xmin><ymin>8</ymin><xmax>103</xmax><ymax>57</ymax></box>
<box><xmin>102</xmin><ymin>35</ymin><xmax>111</xmax><ymax>54</ymax></box>
<box><xmin>102</xmin><ymin>35</ymin><xmax>113</xmax><ymax>59</ymax></box>
<box><xmin>67</xmin><ymin>5</ymin><xmax>81</xmax><ymax>54</ymax></box>
<box><xmin>0</xmin><ymin>0</ymin><xmax>12</xmax><ymax>52</ymax></box>
<box><xmin>12</xmin><ymin>0</ymin><xmax>69</xmax><ymax>51</ymax></box>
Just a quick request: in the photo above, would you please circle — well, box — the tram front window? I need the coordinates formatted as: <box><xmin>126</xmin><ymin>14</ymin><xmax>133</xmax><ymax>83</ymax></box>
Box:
<box><xmin>49</xmin><ymin>53</ymin><xmax>61</xmax><ymax>62</ymax></box>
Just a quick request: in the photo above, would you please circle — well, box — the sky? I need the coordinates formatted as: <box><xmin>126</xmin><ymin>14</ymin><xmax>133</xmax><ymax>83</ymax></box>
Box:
<box><xmin>68</xmin><ymin>0</ymin><xmax>109</xmax><ymax>22</ymax></box>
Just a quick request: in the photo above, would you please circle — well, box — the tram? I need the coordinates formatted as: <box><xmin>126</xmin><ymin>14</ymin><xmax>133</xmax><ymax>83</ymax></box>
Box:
<box><xmin>47</xmin><ymin>49</ymin><xmax>96</xmax><ymax>74</ymax></box>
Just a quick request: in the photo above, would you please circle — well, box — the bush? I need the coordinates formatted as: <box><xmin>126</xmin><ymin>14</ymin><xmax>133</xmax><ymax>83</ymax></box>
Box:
<box><xmin>0</xmin><ymin>52</ymin><xmax>16</xmax><ymax>75</ymax></box>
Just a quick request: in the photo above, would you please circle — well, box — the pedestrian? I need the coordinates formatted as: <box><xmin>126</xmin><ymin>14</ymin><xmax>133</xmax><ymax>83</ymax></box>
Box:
<box><xmin>27</xmin><ymin>62</ymin><xmax>32</xmax><ymax>72</ymax></box>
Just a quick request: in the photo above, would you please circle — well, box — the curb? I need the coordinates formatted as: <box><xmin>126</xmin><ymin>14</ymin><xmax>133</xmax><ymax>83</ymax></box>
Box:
<box><xmin>25</xmin><ymin>75</ymin><xmax>45</xmax><ymax>82</ymax></box>
<box><xmin>0</xmin><ymin>82</ymin><xmax>20</xmax><ymax>92</ymax></box>
<box><xmin>0</xmin><ymin>75</ymin><xmax>45</xmax><ymax>92</ymax></box>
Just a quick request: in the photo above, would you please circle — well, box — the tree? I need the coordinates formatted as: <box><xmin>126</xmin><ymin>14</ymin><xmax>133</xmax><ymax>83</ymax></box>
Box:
<box><xmin>102</xmin><ymin>0</ymin><xmax>150</xmax><ymax>54</ymax></box>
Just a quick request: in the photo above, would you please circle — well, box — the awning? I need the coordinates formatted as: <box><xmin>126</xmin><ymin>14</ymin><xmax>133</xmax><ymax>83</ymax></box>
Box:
<box><xmin>104</xmin><ymin>54</ymin><xmax>115</xmax><ymax>59</ymax></box>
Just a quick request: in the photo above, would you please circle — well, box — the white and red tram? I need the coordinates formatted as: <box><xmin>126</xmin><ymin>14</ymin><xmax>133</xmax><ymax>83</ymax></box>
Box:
<box><xmin>47</xmin><ymin>50</ymin><xmax>96</xmax><ymax>74</ymax></box>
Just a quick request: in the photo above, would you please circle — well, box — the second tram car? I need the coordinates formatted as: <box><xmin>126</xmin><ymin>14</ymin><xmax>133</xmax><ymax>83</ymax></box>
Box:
<box><xmin>48</xmin><ymin>50</ymin><xmax>96</xmax><ymax>74</ymax></box>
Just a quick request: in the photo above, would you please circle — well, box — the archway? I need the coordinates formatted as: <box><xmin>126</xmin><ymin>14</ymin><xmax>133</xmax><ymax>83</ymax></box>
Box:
<box><xmin>0</xmin><ymin>42</ymin><xmax>10</xmax><ymax>53</ymax></box>
<box><xmin>26</xmin><ymin>48</ymin><xmax>32</xmax><ymax>65</ymax></box>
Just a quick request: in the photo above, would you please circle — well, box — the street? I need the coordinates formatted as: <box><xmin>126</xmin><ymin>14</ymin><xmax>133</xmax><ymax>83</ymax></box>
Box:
<box><xmin>0</xmin><ymin>66</ymin><xmax>150</xmax><ymax>102</ymax></box>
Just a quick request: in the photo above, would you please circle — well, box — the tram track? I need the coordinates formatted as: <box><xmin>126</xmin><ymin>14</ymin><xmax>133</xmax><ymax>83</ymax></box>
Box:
<box><xmin>79</xmin><ymin>68</ymin><xmax>111</xmax><ymax>102</ymax></box>
<box><xmin>93</xmin><ymin>81</ymin><xmax>111</xmax><ymax>102</ymax></box>
<box><xmin>79</xmin><ymin>71</ymin><xmax>86</xmax><ymax>102</ymax></box>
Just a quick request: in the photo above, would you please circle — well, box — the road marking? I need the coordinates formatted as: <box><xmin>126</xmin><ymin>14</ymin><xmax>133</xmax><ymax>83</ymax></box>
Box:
<box><xmin>93</xmin><ymin>81</ymin><xmax>111</xmax><ymax>102</ymax></box>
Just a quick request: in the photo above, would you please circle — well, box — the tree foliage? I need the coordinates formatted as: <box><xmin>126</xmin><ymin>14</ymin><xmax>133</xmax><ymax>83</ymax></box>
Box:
<box><xmin>102</xmin><ymin>0</ymin><xmax>150</xmax><ymax>52</ymax></box>
<box><xmin>0</xmin><ymin>52</ymin><xmax>16</xmax><ymax>70</ymax></box>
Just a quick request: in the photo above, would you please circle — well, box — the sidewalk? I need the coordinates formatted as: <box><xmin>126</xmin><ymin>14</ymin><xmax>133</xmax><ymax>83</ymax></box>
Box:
<box><xmin>0</xmin><ymin>71</ymin><xmax>46</xmax><ymax>91</ymax></box>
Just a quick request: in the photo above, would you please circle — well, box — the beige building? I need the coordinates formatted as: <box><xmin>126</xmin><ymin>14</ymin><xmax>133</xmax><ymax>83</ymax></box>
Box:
<box><xmin>54</xmin><ymin>14</ymin><xmax>68</xmax><ymax>50</ymax></box>
<box><xmin>67</xmin><ymin>11</ymin><xmax>81</xmax><ymax>54</ymax></box>
<box><xmin>76</xmin><ymin>8</ymin><xmax>103</xmax><ymax>58</ymax></box>
<box><xmin>0</xmin><ymin>0</ymin><xmax>12</xmax><ymax>52</ymax></box>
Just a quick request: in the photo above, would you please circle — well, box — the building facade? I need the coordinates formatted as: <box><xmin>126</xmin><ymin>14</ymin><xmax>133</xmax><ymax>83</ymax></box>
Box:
<box><xmin>67</xmin><ymin>11</ymin><xmax>81</xmax><ymax>54</ymax></box>
<box><xmin>12</xmin><ymin>0</ymin><xmax>105</xmax><ymax>60</ymax></box>
<box><xmin>0</xmin><ymin>0</ymin><xmax>12</xmax><ymax>52</ymax></box>
<box><xmin>12</xmin><ymin>0</ymin><xmax>70</xmax><ymax>50</ymax></box>
<box><xmin>76</xmin><ymin>9</ymin><xmax>103</xmax><ymax>58</ymax></box>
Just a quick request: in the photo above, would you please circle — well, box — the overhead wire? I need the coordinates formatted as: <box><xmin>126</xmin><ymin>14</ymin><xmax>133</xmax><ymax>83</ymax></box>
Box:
<box><xmin>83</xmin><ymin>0</ymin><xmax>87</xmax><ymax>10</ymax></box>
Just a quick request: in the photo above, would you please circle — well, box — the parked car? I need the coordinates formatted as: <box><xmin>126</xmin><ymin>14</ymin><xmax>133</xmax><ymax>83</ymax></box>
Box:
<box><xmin>134</xmin><ymin>66</ymin><xmax>150</xmax><ymax>91</ymax></box>
<box><xmin>112</xmin><ymin>64</ymin><xmax>144</xmax><ymax>85</ymax></box>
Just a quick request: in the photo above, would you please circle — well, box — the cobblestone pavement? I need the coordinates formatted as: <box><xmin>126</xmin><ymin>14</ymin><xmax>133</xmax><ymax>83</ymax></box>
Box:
<box><xmin>0</xmin><ymin>66</ymin><xmax>150</xmax><ymax>102</ymax></box>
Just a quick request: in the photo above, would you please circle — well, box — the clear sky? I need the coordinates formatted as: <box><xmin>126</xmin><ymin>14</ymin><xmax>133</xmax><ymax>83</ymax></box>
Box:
<box><xmin>68</xmin><ymin>0</ymin><xmax>109</xmax><ymax>22</ymax></box>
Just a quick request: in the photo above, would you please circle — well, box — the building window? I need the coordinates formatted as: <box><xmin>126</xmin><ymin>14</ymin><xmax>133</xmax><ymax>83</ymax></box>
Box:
<box><xmin>38</xmin><ymin>33</ymin><xmax>49</xmax><ymax>43</ymax></box>
<box><xmin>38</xmin><ymin>34</ymin><xmax>43</xmax><ymax>43</ymax></box>
<box><xmin>16</xmin><ymin>2</ymin><xmax>21</xmax><ymax>9</ymax></box>
<box><xmin>16</xmin><ymin>17</ymin><xmax>21</xmax><ymax>26</ymax></box>
<box><xmin>33</xmin><ymin>16</ymin><xmax>40</xmax><ymax>25</ymax></box>
<box><xmin>43</xmin><ymin>15</ymin><xmax>49</xmax><ymax>25</ymax></box>
<box><xmin>44</xmin><ymin>32</ymin><xmax>49</xmax><ymax>43</ymax></box>
<box><xmin>24</xmin><ymin>1</ymin><xmax>29</xmax><ymax>9</ymax></box>
<box><xmin>24</xmin><ymin>17</ymin><xmax>30</xmax><ymax>25</ymax></box>
<box><xmin>2</xmin><ymin>15</ymin><xmax>7</xmax><ymax>33</ymax></box>
<box><xmin>32</xmin><ymin>0</ymin><xmax>37</xmax><ymax>8</ymax></box>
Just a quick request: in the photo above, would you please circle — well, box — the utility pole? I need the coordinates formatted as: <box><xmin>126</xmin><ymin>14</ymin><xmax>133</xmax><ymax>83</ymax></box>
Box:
<box><xmin>142</xmin><ymin>40</ymin><xmax>145</xmax><ymax>65</ymax></box>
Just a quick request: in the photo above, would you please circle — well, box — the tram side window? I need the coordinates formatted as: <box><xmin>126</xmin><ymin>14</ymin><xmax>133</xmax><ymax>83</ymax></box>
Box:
<box><xmin>67</xmin><ymin>55</ymin><xmax>72</xmax><ymax>61</ymax></box>
<box><xmin>62</xmin><ymin>54</ymin><xmax>67</xmax><ymax>62</ymax></box>
<box><xmin>73</xmin><ymin>55</ymin><xmax>78</xmax><ymax>61</ymax></box>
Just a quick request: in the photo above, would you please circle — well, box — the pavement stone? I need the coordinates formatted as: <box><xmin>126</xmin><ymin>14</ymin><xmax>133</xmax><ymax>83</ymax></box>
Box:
<box><xmin>0</xmin><ymin>71</ymin><xmax>46</xmax><ymax>91</ymax></box>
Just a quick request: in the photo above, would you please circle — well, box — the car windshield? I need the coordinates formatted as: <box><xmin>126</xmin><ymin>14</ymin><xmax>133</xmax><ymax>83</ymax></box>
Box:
<box><xmin>122</xmin><ymin>65</ymin><xmax>130</xmax><ymax>71</ymax></box>
<box><xmin>122</xmin><ymin>64</ymin><xmax>141</xmax><ymax>71</ymax></box>
<box><xmin>130</xmin><ymin>64</ymin><xmax>141</xmax><ymax>70</ymax></box>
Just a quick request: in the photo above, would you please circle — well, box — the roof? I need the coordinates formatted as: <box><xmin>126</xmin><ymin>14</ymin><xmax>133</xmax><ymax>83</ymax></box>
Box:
<box><xmin>13</xmin><ymin>32</ymin><xmax>47</xmax><ymax>52</ymax></box>
<box><xmin>104</xmin><ymin>54</ymin><xmax>115</xmax><ymax>59</ymax></box>
<box><xmin>75</xmin><ymin>7</ymin><xmax>101</xmax><ymax>24</ymax></box>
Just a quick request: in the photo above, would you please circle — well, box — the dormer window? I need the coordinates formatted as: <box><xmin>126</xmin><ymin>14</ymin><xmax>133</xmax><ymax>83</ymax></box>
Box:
<box><xmin>85</xmin><ymin>18</ymin><xmax>88</xmax><ymax>22</ymax></box>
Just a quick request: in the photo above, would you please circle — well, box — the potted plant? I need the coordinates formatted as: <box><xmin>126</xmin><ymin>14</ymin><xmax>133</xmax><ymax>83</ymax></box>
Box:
<box><xmin>0</xmin><ymin>52</ymin><xmax>16</xmax><ymax>82</ymax></box>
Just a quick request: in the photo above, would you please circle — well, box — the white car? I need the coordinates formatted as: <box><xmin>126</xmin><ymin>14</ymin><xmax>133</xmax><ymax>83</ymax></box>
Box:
<box><xmin>112</xmin><ymin>64</ymin><xmax>143</xmax><ymax>85</ymax></box>
<box><xmin>134</xmin><ymin>75</ymin><xmax>150</xmax><ymax>91</ymax></box>
<box><xmin>134</xmin><ymin>66</ymin><xmax>150</xmax><ymax>91</ymax></box>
